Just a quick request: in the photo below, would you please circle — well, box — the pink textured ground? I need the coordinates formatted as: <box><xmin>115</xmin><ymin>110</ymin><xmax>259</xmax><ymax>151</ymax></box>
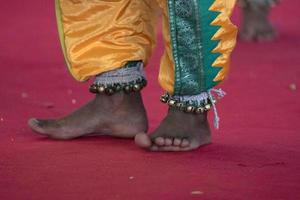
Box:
<box><xmin>0</xmin><ymin>1</ymin><xmax>299</xmax><ymax>199</ymax></box>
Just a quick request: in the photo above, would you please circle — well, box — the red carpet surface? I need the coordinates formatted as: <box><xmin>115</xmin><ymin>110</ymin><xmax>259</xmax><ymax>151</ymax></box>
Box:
<box><xmin>0</xmin><ymin>1</ymin><xmax>299</xmax><ymax>200</ymax></box>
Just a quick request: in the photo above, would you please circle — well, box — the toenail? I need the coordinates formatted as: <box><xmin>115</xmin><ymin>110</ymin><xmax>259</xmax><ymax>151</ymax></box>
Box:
<box><xmin>165</xmin><ymin>138</ymin><xmax>173</xmax><ymax>146</ymax></box>
<box><xmin>181</xmin><ymin>139</ymin><xmax>190</xmax><ymax>147</ymax></box>
<box><xmin>155</xmin><ymin>137</ymin><xmax>165</xmax><ymax>146</ymax></box>
<box><xmin>173</xmin><ymin>138</ymin><xmax>181</xmax><ymax>146</ymax></box>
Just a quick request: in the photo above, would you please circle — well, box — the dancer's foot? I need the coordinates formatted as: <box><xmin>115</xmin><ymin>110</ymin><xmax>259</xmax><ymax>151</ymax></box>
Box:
<box><xmin>135</xmin><ymin>108</ymin><xmax>211</xmax><ymax>151</ymax></box>
<box><xmin>240</xmin><ymin>4</ymin><xmax>277</xmax><ymax>42</ymax></box>
<box><xmin>28</xmin><ymin>92</ymin><xmax>148</xmax><ymax>140</ymax></box>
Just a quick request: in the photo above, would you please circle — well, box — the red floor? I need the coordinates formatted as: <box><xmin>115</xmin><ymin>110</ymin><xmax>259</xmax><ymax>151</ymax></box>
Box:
<box><xmin>0</xmin><ymin>1</ymin><xmax>299</xmax><ymax>200</ymax></box>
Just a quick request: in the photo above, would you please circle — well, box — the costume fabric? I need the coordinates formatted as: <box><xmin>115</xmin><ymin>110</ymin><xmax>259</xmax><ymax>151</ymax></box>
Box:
<box><xmin>55</xmin><ymin>0</ymin><xmax>237</xmax><ymax>96</ymax></box>
<box><xmin>93</xmin><ymin>61</ymin><xmax>145</xmax><ymax>88</ymax></box>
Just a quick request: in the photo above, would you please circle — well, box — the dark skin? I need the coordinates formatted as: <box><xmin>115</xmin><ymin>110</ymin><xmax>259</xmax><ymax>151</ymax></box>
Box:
<box><xmin>28</xmin><ymin>92</ymin><xmax>211</xmax><ymax>151</ymax></box>
<box><xmin>135</xmin><ymin>108</ymin><xmax>211</xmax><ymax>151</ymax></box>
<box><xmin>28</xmin><ymin>2</ymin><xmax>278</xmax><ymax>151</ymax></box>
<box><xmin>240</xmin><ymin>2</ymin><xmax>277</xmax><ymax>42</ymax></box>
<box><xmin>28</xmin><ymin>92</ymin><xmax>148</xmax><ymax>140</ymax></box>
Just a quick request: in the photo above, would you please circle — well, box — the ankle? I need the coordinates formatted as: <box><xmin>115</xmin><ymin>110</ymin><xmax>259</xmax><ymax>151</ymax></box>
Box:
<box><xmin>168</xmin><ymin>107</ymin><xmax>208</xmax><ymax>123</ymax></box>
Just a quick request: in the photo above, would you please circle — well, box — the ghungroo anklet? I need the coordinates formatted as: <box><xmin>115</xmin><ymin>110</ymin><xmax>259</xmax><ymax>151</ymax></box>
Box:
<box><xmin>90</xmin><ymin>61</ymin><xmax>147</xmax><ymax>95</ymax></box>
<box><xmin>160</xmin><ymin>93</ymin><xmax>216</xmax><ymax>114</ymax></box>
<box><xmin>160</xmin><ymin>89</ymin><xmax>226</xmax><ymax>129</ymax></box>
<box><xmin>89</xmin><ymin>78</ymin><xmax>147</xmax><ymax>95</ymax></box>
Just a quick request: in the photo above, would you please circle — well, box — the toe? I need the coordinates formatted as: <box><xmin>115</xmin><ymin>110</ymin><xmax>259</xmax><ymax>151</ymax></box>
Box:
<box><xmin>28</xmin><ymin>118</ymin><xmax>47</xmax><ymax>134</ymax></box>
<box><xmin>257</xmin><ymin>32</ymin><xmax>276</xmax><ymax>42</ymax></box>
<box><xmin>164</xmin><ymin>138</ymin><xmax>173</xmax><ymax>146</ymax></box>
<box><xmin>150</xmin><ymin>145</ymin><xmax>159</xmax><ymax>151</ymax></box>
<box><xmin>154</xmin><ymin>137</ymin><xmax>165</xmax><ymax>146</ymax></box>
<box><xmin>173</xmin><ymin>138</ymin><xmax>182</xmax><ymax>146</ymax></box>
<box><xmin>157</xmin><ymin>146</ymin><xmax>181</xmax><ymax>151</ymax></box>
<box><xmin>135</xmin><ymin>133</ymin><xmax>152</xmax><ymax>149</ymax></box>
<box><xmin>28</xmin><ymin>118</ymin><xmax>38</xmax><ymax>128</ymax></box>
<box><xmin>150</xmin><ymin>138</ymin><xmax>197</xmax><ymax>152</ymax></box>
<box><xmin>155</xmin><ymin>146</ymin><xmax>196</xmax><ymax>152</ymax></box>
<box><xmin>181</xmin><ymin>139</ymin><xmax>190</xmax><ymax>148</ymax></box>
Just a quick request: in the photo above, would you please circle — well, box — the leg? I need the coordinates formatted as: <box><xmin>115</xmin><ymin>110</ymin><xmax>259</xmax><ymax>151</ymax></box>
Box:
<box><xmin>135</xmin><ymin>0</ymin><xmax>237</xmax><ymax>151</ymax></box>
<box><xmin>239</xmin><ymin>0</ymin><xmax>279</xmax><ymax>42</ymax></box>
<box><xmin>29</xmin><ymin>62</ymin><xmax>149</xmax><ymax>140</ymax></box>
<box><xmin>29</xmin><ymin>0</ymin><xmax>158</xmax><ymax>140</ymax></box>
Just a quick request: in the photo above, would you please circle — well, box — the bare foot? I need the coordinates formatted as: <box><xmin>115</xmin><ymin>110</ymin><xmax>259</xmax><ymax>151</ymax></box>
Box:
<box><xmin>28</xmin><ymin>92</ymin><xmax>148</xmax><ymax>140</ymax></box>
<box><xmin>240</xmin><ymin>2</ymin><xmax>277</xmax><ymax>42</ymax></box>
<box><xmin>135</xmin><ymin>108</ymin><xmax>211</xmax><ymax>151</ymax></box>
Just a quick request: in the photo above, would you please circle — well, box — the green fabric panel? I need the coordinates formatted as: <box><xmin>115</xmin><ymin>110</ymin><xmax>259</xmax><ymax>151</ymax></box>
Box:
<box><xmin>167</xmin><ymin>0</ymin><xmax>223</xmax><ymax>95</ymax></box>
<box><xmin>168</xmin><ymin>0</ymin><xmax>205</xmax><ymax>95</ymax></box>
<box><xmin>197</xmin><ymin>0</ymin><xmax>222</xmax><ymax>90</ymax></box>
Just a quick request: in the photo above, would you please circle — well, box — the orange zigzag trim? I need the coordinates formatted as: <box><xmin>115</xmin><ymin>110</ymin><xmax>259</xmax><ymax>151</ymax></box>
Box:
<box><xmin>210</xmin><ymin>0</ymin><xmax>238</xmax><ymax>82</ymax></box>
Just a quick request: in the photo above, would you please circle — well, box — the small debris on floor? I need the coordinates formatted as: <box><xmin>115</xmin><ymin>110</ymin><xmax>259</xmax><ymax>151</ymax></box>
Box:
<box><xmin>191</xmin><ymin>191</ymin><xmax>203</xmax><ymax>195</ymax></box>
<box><xmin>289</xmin><ymin>83</ymin><xmax>297</xmax><ymax>91</ymax></box>
<box><xmin>259</xmin><ymin>162</ymin><xmax>286</xmax><ymax>168</ymax></box>
<box><xmin>72</xmin><ymin>99</ymin><xmax>77</xmax><ymax>104</ymax></box>
<box><xmin>129</xmin><ymin>176</ymin><xmax>134</xmax><ymax>180</ymax></box>
<box><xmin>42</xmin><ymin>102</ymin><xmax>54</xmax><ymax>109</ymax></box>
<box><xmin>0</xmin><ymin>118</ymin><xmax>3</xmax><ymax>122</ymax></box>
<box><xmin>21</xmin><ymin>92</ymin><xmax>28</xmax><ymax>98</ymax></box>
<box><xmin>237</xmin><ymin>163</ymin><xmax>248</xmax><ymax>167</ymax></box>
<box><xmin>10</xmin><ymin>137</ymin><xmax>15</xmax><ymax>142</ymax></box>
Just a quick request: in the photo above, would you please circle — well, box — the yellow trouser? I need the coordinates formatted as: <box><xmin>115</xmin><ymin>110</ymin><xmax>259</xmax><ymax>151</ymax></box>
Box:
<box><xmin>56</xmin><ymin>0</ymin><xmax>237</xmax><ymax>95</ymax></box>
